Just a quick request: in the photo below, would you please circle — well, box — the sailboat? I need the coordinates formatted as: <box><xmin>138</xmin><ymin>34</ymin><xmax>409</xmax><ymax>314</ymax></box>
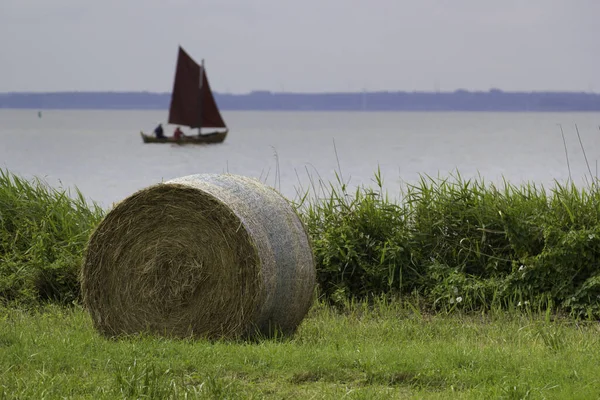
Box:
<box><xmin>140</xmin><ymin>46</ymin><xmax>228</xmax><ymax>144</ymax></box>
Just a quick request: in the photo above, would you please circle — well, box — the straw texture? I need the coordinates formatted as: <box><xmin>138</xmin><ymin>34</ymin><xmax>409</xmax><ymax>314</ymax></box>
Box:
<box><xmin>81</xmin><ymin>174</ymin><xmax>315</xmax><ymax>339</ymax></box>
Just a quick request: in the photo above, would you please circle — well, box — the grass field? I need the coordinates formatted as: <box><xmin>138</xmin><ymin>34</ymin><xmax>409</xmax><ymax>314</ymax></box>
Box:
<box><xmin>1</xmin><ymin>301</ymin><xmax>599</xmax><ymax>399</ymax></box>
<box><xmin>3</xmin><ymin>168</ymin><xmax>600</xmax><ymax>398</ymax></box>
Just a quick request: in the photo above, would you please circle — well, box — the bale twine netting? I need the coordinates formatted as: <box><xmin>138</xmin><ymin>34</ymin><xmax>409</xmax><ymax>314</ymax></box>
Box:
<box><xmin>81</xmin><ymin>174</ymin><xmax>316</xmax><ymax>340</ymax></box>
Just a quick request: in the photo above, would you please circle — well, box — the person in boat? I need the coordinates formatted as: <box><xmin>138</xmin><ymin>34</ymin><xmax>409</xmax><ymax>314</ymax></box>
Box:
<box><xmin>154</xmin><ymin>124</ymin><xmax>165</xmax><ymax>138</ymax></box>
<box><xmin>173</xmin><ymin>126</ymin><xmax>184</xmax><ymax>140</ymax></box>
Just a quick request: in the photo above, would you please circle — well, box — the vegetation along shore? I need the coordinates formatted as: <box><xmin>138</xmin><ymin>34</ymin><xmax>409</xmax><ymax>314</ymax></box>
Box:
<box><xmin>1</xmin><ymin>168</ymin><xmax>600</xmax><ymax>398</ymax></box>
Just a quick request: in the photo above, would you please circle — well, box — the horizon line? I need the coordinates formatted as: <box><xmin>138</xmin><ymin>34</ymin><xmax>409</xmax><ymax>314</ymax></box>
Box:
<box><xmin>1</xmin><ymin>89</ymin><xmax>599</xmax><ymax>95</ymax></box>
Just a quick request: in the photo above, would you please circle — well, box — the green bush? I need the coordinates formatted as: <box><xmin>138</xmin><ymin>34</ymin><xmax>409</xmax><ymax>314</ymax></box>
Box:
<box><xmin>3</xmin><ymin>167</ymin><xmax>600</xmax><ymax>318</ymax></box>
<box><xmin>511</xmin><ymin>183</ymin><xmax>600</xmax><ymax>317</ymax></box>
<box><xmin>0</xmin><ymin>169</ymin><xmax>104</xmax><ymax>305</ymax></box>
<box><xmin>299</xmin><ymin>171</ymin><xmax>600</xmax><ymax>318</ymax></box>
<box><xmin>300</xmin><ymin>170</ymin><xmax>412</xmax><ymax>304</ymax></box>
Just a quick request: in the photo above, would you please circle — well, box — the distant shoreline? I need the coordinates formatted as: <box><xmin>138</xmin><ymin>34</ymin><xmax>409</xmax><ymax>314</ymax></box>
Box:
<box><xmin>1</xmin><ymin>90</ymin><xmax>599</xmax><ymax>112</ymax></box>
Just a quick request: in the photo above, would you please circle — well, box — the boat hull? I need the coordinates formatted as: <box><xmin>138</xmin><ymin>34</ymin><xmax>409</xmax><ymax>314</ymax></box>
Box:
<box><xmin>140</xmin><ymin>130</ymin><xmax>227</xmax><ymax>144</ymax></box>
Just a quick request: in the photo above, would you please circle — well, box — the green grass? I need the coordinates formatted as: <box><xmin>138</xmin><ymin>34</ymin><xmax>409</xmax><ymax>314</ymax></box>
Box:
<box><xmin>2</xmin><ymin>168</ymin><xmax>600</xmax><ymax>398</ymax></box>
<box><xmin>298</xmin><ymin>169</ymin><xmax>600</xmax><ymax>317</ymax></box>
<box><xmin>4</xmin><ymin>166</ymin><xmax>600</xmax><ymax>317</ymax></box>
<box><xmin>0</xmin><ymin>169</ymin><xmax>103</xmax><ymax>305</ymax></box>
<box><xmin>1</xmin><ymin>301</ymin><xmax>599</xmax><ymax>399</ymax></box>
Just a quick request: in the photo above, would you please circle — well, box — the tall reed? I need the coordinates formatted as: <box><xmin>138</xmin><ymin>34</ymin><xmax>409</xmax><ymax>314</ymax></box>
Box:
<box><xmin>298</xmin><ymin>168</ymin><xmax>412</xmax><ymax>304</ymax></box>
<box><xmin>3</xmin><ymin>164</ymin><xmax>600</xmax><ymax>318</ymax></box>
<box><xmin>297</xmin><ymin>168</ymin><xmax>600</xmax><ymax>318</ymax></box>
<box><xmin>0</xmin><ymin>169</ymin><xmax>104</xmax><ymax>305</ymax></box>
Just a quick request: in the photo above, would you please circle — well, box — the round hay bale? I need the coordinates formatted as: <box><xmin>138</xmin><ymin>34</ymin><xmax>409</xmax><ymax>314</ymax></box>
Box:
<box><xmin>81</xmin><ymin>173</ymin><xmax>315</xmax><ymax>340</ymax></box>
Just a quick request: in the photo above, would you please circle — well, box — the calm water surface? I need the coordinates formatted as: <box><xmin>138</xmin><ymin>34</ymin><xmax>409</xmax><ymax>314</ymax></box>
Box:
<box><xmin>1</xmin><ymin>110</ymin><xmax>599</xmax><ymax>207</ymax></box>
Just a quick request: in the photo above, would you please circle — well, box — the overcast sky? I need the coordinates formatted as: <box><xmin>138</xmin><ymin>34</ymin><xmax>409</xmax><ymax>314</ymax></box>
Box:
<box><xmin>1</xmin><ymin>0</ymin><xmax>598</xmax><ymax>93</ymax></box>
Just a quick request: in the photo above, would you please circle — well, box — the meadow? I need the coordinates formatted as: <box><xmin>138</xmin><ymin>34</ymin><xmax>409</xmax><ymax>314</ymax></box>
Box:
<box><xmin>2</xmin><ymin>302</ymin><xmax>599</xmax><ymax>399</ymax></box>
<box><xmin>1</xmin><ymin>168</ymin><xmax>600</xmax><ymax>398</ymax></box>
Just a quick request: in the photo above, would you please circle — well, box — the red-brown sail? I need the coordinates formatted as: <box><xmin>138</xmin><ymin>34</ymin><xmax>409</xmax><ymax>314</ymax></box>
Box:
<box><xmin>199</xmin><ymin>68</ymin><xmax>227</xmax><ymax>128</ymax></box>
<box><xmin>168</xmin><ymin>47</ymin><xmax>227</xmax><ymax>129</ymax></box>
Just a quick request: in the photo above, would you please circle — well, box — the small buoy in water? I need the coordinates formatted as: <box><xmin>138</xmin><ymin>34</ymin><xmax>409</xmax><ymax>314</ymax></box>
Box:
<box><xmin>38</xmin><ymin>111</ymin><xmax>42</xmax><ymax>118</ymax></box>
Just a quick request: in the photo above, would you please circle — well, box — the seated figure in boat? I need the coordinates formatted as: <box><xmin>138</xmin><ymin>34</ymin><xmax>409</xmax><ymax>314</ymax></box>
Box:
<box><xmin>154</xmin><ymin>124</ymin><xmax>165</xmax><ymax>139</ymax></box>
<box><xmin>173</xmin><ymin>127</ymin><xmax>184</xmax><ymax>140</ymax></box>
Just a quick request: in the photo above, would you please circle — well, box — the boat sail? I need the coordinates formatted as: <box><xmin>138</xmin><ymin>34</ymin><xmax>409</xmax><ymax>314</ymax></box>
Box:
<box><xmin>141</xmin><ymin>46</ymin><xmax>228</xmax><ymax>144</ymax></box>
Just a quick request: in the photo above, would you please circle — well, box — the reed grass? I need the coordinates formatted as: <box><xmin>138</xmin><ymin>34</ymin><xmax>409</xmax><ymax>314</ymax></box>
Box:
<box><xmin>2</xmin><ymin>165</ymin><xmax>600</xmax><ymax>318</ymax></box>
<box><xmin>0</xmin><ymin>169</ymin><xmax>103</xmax><ymax>305</ymax></box>
<box><xmin>297</xmin><ymin>167</ymin><xmax>600</xmax><ymax>318</ymax></box>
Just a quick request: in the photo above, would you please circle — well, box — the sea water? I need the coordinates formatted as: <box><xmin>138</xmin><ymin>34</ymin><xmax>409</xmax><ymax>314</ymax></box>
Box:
<box><xmin>1</xmin><ymin>109</ymin><xmax>599</xmax><ymax>208</ymax></box>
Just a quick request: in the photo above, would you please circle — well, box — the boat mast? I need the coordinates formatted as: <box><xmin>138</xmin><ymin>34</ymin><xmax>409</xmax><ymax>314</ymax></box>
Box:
<box><xmin>198</xmin><ymin>59</ymin><xmax>204</xmax><ymax>135</ymax></box>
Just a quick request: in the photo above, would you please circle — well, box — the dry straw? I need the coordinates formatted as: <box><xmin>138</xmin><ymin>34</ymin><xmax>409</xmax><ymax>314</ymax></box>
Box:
<box><xmin>81</xmin><ymin>174</ymin><xmax>316</xmax><ymax>340</ymax></box>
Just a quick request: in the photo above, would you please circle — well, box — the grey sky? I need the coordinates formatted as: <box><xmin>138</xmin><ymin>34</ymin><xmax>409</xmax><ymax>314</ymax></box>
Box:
<box><xmin>1</xmin><ymin>0</ymin><xmax>598</xmax><ymax>93</ymax></box>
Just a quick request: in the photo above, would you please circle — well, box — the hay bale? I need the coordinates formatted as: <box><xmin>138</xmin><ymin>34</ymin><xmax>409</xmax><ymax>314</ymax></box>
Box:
<box><xmin>81</xmin><ymin>174</ymin><xmax>315</xmax><ymax>340</ymax></box>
